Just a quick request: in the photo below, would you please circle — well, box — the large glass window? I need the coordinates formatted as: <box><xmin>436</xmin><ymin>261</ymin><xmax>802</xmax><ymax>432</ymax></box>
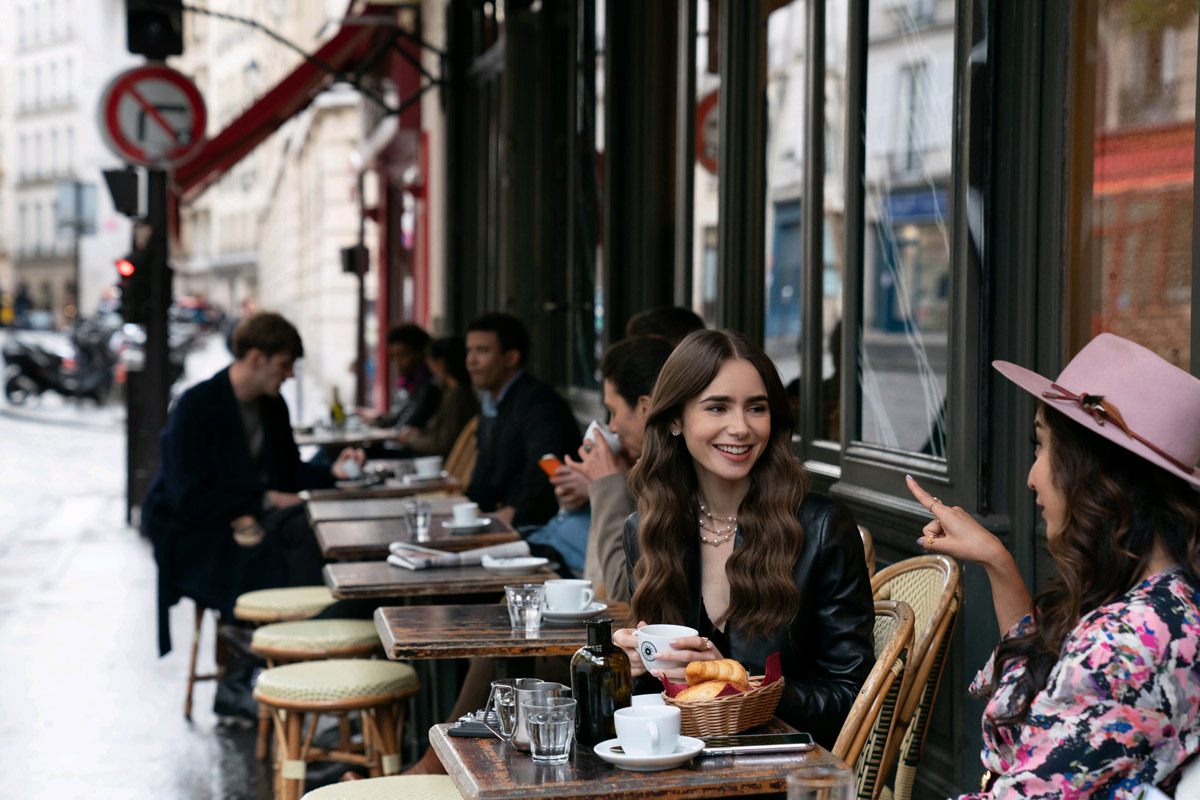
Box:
<box><xmin>858</xmin><ymin>0</ymin><xmax>955</xmax><ymax>456</ymax></box>
<box><xmin>1067</xmin><ymin>2</ymin><xmax>1196</xmax><ymax>368</ymax></box>
<box><xmin>820</xmin><ymin>0</ymin><xmax>849</xmax><ymax>443</ymax></box>
<box><xmin>691</xmin><ymin>0</ymin><xmax>720</xmax><ymax>327</ymax></box>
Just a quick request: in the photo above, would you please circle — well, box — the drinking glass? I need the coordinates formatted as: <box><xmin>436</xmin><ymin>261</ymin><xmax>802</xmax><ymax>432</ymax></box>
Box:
<box><xmin>403</xmin><ymin>500</ymin><xmax>432</xmax><ymax>540</ymax></box>
<box><xmin>786</xmin><ymin>767</ymin><xmax>854</xmax><ymax>800</ymax></box>
<box><xmin>525</xmin><ymin>697</ymin><xmax>576</xmax><ymax>762</ymax></box>
<box><xmin>505</xmin><ymin>584</ymin><xmax>546</xmax><ymax>633</ymax></box>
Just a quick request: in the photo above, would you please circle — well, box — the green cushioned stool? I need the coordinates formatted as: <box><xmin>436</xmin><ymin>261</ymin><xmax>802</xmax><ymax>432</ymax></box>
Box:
<box><xmin>234</xmin><ymin>586</ymin><xmax>335</xmax><ymax>624</ymax></box>
<box><xmin>255</xmin><ymin>659</ymin><xmax>420</xmax><ymax>800</ymax></box>
<box><xmin>250</xmin><ymin>619</ymin><xmax>382</xmax><ymax>761</ymax></box>
<box><xmin>301</xmin><ymin>775</ymin><xmax>462</xmax><ymax>800</ymax></box>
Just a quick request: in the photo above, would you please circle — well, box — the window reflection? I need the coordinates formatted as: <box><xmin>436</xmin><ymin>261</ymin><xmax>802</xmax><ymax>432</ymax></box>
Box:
<box><xmin>1068</xmin><ymin>2</ymin><xmax>1196</xmax><ymax>369</ymax></box>
<box><xmin>691</xmin><ymin>0</ymin><xmax>720</xmax><ymax>327</ymax></box>
<box><xmin>821</xmin><ymin>0</ymin><xmax>849</xmax><ymax>442</ymax></box>
<box><xmin>858</xmin><ymin>0</ymin><xmax>954</xmax><ymax>456</ymax></box>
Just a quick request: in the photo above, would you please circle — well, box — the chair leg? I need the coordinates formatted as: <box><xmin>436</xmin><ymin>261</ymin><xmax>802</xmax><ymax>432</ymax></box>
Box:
<box><xmin>280</xmin><ymin>709</ymin><xmax>305</xmax><ymax>800</ymax></box>
<box><xmin>185</xmin><ymin>604</ymin><xmax>205</xmax><ymax>720</ymax></box>
<box><xmin>374</xmin><ymin>704</ymin><xmax>401</xmax><ymax>776</ymax></box>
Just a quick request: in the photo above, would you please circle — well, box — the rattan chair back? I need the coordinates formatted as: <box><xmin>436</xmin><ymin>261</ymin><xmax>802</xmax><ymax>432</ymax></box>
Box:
<box><xmin>859</xmin><ymin>525</ymin><xmax>876</xmax><ymax>577</ymax></box>
<box><xmin>444</xmin><ymin>415</ymin><xmax>479</xmax><ymax>486</ymax></box>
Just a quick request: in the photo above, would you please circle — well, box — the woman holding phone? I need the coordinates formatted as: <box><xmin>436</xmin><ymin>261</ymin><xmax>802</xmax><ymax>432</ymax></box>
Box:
<box><xmin>908</xmin><ymin>333</ymin><xmax>1200</xmax><ymax>798</ymax></box>
<box><xmin>611</xmin><ymin>329</ymin><xmax>874</xmax><ymax>748</ymax></box>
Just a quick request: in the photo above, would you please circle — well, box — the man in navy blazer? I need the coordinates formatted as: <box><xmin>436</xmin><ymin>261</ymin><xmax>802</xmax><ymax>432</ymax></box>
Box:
<box><xmin>144</xmin><ymin>312</ymin><xmax>364</xmax><ymax>657</ymax></box>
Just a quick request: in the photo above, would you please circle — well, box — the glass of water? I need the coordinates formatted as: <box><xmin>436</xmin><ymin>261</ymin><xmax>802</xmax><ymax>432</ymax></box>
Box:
<box><xmin>786</xmin><ymin>767</ymin><xmax>854</xmax><ymax>800</ymax></box>
<box><xmin>403</xmin><ymin>499</ymin><xmax>432</xmax><ymax>540</ymax></box>
<box><xmin>525</xmin><ymin>697</ymin><xmax>576</xmax><ymax>762</ymax></box>
<box><xmin>505</xmin><ymin>583</ymin><xmax>546</xmax><ymax>633</ymax></box>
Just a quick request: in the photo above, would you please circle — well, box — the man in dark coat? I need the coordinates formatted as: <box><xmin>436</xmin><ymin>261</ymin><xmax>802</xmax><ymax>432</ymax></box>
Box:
<box><xmin>144</xmin><ymin>312</ymin><xmax>364</xmax><ymax>657</ymax></box>
<box><xmin>464</xmin><ymin>313</ymin><xmax>580</xmax><ymax>529</ymax></box>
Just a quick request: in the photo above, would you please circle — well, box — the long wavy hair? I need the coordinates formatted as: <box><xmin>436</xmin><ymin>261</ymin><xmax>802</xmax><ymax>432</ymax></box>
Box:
<box><xmin>626</xmin><ymin>329</ymin><xmax>810</xmax><ymax>640</ymax></box>
<box><xmin>984</xmin><ymin>402</ymin><xmax>1200</xmax><ymax>733</ymax></box>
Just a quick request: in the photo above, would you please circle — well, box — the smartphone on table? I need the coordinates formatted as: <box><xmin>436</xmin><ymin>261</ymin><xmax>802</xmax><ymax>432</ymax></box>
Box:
<box><xmin>699</xmin><ymin>732</ymin><xmax>815</xmax><ymax>756</ymax></box>
<box><xmin>538</xmin><ymin>453</ymin><xmax>565</xmax><ymax>477</ymax></box>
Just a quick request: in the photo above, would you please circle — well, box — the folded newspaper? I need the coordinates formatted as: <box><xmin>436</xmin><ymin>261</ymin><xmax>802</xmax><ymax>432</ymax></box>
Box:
<box><xmin>387</xmin><ymin>539</ymin><xmax>531</xmax><ymax>570</ymax></box>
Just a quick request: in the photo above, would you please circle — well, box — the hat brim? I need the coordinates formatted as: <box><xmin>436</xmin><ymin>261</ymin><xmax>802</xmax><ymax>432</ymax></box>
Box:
<box><xmin>993</xmin><ymin>359</ymin><xmax>1200</xmax><ymax>488</ymax></box>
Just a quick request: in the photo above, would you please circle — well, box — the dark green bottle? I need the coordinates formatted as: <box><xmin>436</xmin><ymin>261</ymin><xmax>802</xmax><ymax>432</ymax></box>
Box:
<box><xmin>570</xmin><ymin>618</ymin><xmax>632</xmax><ymax>747</ymax></box>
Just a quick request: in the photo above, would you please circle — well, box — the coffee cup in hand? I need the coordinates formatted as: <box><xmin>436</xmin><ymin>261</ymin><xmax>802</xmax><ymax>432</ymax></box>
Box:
<box><xmin>340</xmin><ymin>459</ymin><xmax>363</xmax><ymax>480</ymax></box>
<box><xmin>635</xmin><ymin>624</ymin><xmax>699</xmax><ymax>672</ymax></box>
<box><xmin>413</xmin><ymin>456</ymin><xmax>443</xmax><ymax>478</ymax></box>
<box><xmin>452</xmin><ymin>502</ymin><xmax>480</xmax><ymax>526</ymax></box>
<box><xmin>543</xmin><ymin>579</ymin><xmax>594</xmax><ymax>611</ymax></box>
<box><xmin>614</xmin><ymin>706</ymin><xmax>681</xmax><ymax>756</ymax></box>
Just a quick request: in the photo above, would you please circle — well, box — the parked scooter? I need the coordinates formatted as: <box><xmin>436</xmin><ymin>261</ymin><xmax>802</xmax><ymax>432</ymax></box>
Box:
<box><xmin>2</xmin><ymin>319</ymin><xmax>119</xmax><ymax>405</ymax></box>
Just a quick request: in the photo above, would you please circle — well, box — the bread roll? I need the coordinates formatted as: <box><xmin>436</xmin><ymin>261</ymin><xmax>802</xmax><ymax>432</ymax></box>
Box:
<box><xmin>685</xmin><ymin>658</ymin><xmax>750</xmax><ymax>689</ymax></box>
<box><xmin>675</xmin><ymin>680</ymin><xmax>727</xmax><ymax>702</ymax></box>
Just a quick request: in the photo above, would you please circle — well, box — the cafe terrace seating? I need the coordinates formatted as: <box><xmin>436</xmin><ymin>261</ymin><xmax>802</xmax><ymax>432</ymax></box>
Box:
<box><xmin>255</xmin><ymin>659</ymin><xmax>420</xmax><ymax>800</ymax></box>
<box><xmin>443</xmin><ymin>415</ymin><xmax>479</xmax><ymax>486</ymax></box>
<box><xmin>873</xmin><ymin>555</ymin><xmax>962</xmax><ymax>800</ymax></box>
<box><xmin>184</xmin><ymin>601</ymin><xmax>220</xmax><ymax>721</ymax></box>
<box><xmin>859</xmin><ymin>525</ymin><xmax>876</xmax><ymax>578</ymax></box>
<box><xmin>833</xmin><ymin>599</ymin><xmax>915</xmax><ymax>800</ymax></box>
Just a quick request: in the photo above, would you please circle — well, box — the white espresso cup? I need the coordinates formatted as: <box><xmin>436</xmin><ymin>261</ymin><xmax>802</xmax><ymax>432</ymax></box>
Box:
<box><xmin>543</xmin><ymin>579</ymin><xmax>594</xmax><ymax>612</ymax></box>
<box><xmin>614</xmin><ymin>705</ymin><xmax>681</xmax><ymax>756</ymax></box>
<box><xmin>413</xmin><ymin>456</ymin><xmax>443</xmax><ymax>478</ymax></box>
<box><xmin>452</xmin><ymin>502</ymin><xmax>480</xmax><ymax>526</ymax></box>
<box><xmin>636</xmin><ymin>624</ymin><xmax>698</xmax><ymax>672</ymax></box>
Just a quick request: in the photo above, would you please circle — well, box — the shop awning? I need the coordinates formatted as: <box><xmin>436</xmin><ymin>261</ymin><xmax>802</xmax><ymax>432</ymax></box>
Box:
<box><xmin>1093</xmin><ymin>121</ymin><xmax>1194</xmax><ymax>197</ymax></box>
<box><xmin>174</xmin><ymin>15</ymin><xmax>384</xmax><ymax>203</ymax></box>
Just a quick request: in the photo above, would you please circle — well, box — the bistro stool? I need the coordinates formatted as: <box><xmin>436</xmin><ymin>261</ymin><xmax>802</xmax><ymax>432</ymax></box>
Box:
<box><xmin>234</xmin><ymin>586</ymin><xmax>336</xmax><ymax>624</ymax></box>
<box><xmin>184</xmin><ymin>600</ymin><xmax>221</xmax><ymax>720</ymax></box>
<box><xmin>250</xmin><ymin>619</ymin><xmax>382</xmax><ymax>759</ymax></box>
<box><xmin>255</xmin><ymin>659</ymin><xmax>419</xmax><ymax>800</ymax></box>
<box><xmin>301</xmin><ymin>775</ymin><xmax>462</xmax><ymax>800</ymax></box>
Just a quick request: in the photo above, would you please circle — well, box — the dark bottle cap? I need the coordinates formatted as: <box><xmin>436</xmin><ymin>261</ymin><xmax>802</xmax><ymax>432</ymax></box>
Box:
<box><xmin>585</xmin><ymin>618</ymin><xmax>613</xmax><ymax>646</ymax></box>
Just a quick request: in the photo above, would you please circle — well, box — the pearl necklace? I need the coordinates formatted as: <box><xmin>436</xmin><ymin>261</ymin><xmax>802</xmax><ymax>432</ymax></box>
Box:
<box><xmin>698</xmin><ymin>501</ymin><xmax>738</xmax><ymax>546</ymax></box>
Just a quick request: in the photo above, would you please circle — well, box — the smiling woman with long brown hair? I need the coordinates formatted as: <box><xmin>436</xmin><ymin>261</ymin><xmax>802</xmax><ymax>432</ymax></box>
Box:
<box><xmin>611</xmin><ymin>329</ymin><xmax>875</xmax><ymax>748</ymax></box>
<box><xmin>908</xmin><ymin>333</ymin><xmax>1200</xmax><ymax>798</ymax></box>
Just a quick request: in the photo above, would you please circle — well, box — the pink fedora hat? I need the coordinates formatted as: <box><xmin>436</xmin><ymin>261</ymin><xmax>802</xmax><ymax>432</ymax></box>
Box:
<box><xmin>993</xmin><ymin>333</ymin><xmax>1200</xmax><ymax>488</ymax></box>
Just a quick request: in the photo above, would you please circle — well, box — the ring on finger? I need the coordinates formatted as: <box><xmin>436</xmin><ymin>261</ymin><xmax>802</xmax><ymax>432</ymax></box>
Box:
<box><xmin>702</xmin><ymin>637</ymin><xmax>712</xmax><ymax>651</ymax></box>
<box><xmin>929</xmin><ymin>496</ymin><xmax>942</xmax><ymax>512</ymax></box>
<box><xmin>583</xmin><ymin>441</ymin><xmax>594</xmax><ymax>454</ymax></box>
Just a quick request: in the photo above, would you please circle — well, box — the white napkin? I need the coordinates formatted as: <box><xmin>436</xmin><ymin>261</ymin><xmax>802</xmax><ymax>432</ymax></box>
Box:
<box><xmin>386</xmin><ymin>539</ymin><xmax>530</xmax><ymax>570</ymax></box>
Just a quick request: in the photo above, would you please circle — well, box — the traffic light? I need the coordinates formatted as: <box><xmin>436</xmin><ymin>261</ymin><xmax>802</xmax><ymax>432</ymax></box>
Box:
<box><xmin>126</xmin><ymin>0</ymin><xmax>184</xmax><ymax>60</ymax></box>
<box><xmin>116</xmin><ymin>250</ymin><xmax>152</xmax><ymax>324</ymax></box>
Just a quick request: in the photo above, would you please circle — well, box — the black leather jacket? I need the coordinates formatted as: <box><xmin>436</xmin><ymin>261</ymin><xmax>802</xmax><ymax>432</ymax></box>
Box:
<box><xmin>623</xmin><ymin>493</ymin><xmax>875</xmax><ymax>748</ymax></box>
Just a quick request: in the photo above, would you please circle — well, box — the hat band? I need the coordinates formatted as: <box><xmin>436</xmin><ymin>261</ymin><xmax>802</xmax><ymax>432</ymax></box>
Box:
<box><xmin>1042</xmin><ymin>383</ymin><xmax>1196</xmax><ymax>476</ymax></box>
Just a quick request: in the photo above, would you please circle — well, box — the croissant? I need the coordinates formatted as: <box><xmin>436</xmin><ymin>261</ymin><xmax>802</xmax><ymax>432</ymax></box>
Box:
<box><xmin>685</xmin><ymin>658</ymin><xmax>750</xmax><ymax>689</ymax></box>
<box><xmin>675</xmin><ymin>680</ymin><xmax>727</xmax><ymax>702</ymax></box>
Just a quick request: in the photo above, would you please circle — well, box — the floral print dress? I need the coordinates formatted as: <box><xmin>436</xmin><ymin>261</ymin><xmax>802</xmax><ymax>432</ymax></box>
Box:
<box><xmin>958</xmin><ymin>569</ymin><xmax>1200</xmax><ymax>800</ymax></box>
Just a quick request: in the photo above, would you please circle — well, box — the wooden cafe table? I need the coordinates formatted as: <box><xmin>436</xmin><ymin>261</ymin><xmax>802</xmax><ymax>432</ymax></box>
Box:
<box><xmin>323</xmin><ymin>560</ymin><xmax>557</xmax><ymax>600</ymax></box>
<box><xmin>293</xmin><ymin>425</ymin><xmax>397</xmax><ymax>449</ymax></box>
<box><xmin>314</xmin><ymin>514</ymin><xmax>519</xmax><ymax>561</ymax></box>
<box><xmin>306</xmin><ymin>494</ymin><xmax>467</xmax><ymax>524</ymax></box>
<box><xmin>428</xmin><ymin>716</ymin><xmax>849</xmax><ymax>800</ymax></box>
<box><xmin>301</xmin><ymin>474</ymin><xmax>460</xmax><ymax>502</ymax></box>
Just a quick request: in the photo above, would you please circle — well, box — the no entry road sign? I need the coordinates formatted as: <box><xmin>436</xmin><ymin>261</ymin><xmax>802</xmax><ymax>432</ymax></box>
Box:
<box><xmin>98</xmin><ymin>64</ymin><xmax>207</xmax><ymax>168</ymax></box>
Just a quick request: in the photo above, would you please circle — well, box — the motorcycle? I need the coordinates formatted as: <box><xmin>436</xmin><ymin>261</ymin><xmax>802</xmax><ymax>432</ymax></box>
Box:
<box><xmin>2</xmin><ymin>319</ymin><xmax>120</xmax><ymax>405</ymax></box>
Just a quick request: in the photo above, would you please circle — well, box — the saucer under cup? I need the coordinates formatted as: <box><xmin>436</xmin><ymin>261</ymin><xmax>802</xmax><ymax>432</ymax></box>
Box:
<box><xmin>636</xmin><ymin>624</ymin><xmax>698</xmax><ymax>672</ymax></box>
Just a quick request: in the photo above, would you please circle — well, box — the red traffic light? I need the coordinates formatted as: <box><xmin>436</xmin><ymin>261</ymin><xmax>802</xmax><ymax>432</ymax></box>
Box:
<box><xmin>117</xmin><ymin>258</ymin><xmax>136</xmax><ymax>278</ymax></box>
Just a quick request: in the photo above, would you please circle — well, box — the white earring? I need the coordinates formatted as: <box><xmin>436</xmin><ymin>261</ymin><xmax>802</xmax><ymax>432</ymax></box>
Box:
<box><xmin>671</xmin><ymin>429</ymin><xmax>680</xmax><ymax>437</ymax></box>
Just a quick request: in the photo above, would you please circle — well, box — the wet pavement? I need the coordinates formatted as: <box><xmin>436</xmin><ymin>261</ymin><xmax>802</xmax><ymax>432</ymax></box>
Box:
<box><xmin>0</xmin><ymin>336</ymin><xmax>272</xmax><ymax>800</ymax></box>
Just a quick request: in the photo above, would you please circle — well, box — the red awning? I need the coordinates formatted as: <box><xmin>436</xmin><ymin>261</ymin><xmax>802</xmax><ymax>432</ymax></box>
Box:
<box><xmin>174</xmin><ymin>15</ymin><xmax>383</xmax><ymax>203</ymax></box>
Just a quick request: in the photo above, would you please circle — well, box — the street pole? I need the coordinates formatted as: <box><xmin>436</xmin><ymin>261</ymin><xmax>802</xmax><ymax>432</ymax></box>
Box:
<box><xmin>356</xmin><ymin>169</ymin><xmax>367</xmax><ymax>408</ymax></box>
<box><xmin>72</xmin><ymin>179</ymin><xmax>82</xmax><ymax>315</ymax></box>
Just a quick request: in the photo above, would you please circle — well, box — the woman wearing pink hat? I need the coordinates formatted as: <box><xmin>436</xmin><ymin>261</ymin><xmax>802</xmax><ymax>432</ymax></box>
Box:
<box><xmin>908</xmin><ymin>333</ymin><xmax>1200</xmax><ymax>799</ymax></box>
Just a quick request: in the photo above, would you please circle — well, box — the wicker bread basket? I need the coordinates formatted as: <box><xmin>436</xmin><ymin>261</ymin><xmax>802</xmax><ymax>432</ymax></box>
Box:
<box><xmin>662</xmin><ymin>676</ymin><xmax>784</xmax><ymax>736</ymax></box>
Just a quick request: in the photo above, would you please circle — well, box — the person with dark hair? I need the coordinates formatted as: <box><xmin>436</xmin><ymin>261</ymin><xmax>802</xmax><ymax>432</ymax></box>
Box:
<box><xmin>364</xmin><ymin>323</ymin><xmax>441</xmax><ymax>430</ymax></box>
<box><xmin>611</xmin><ymin>329</ymin><xmax>874</xmax><ymax>749</ymax></box>
<box><xmin>395</xmin><ymin>335</ymin><xmax>479</xmax><ymax>456</ymax></box>
<box><xmin>541</xmin><ymin>335</ymin><xmax>675</xmax><ymax>599</ymax></box>
<box><xmin>624</xmin><ymin>305</ymin><xmax>705</xmax><ymax>346</ymax></box>
<box><xmin>907</xmin><ymin>333</ymin><xmax>1200</xmax><ymax>798</ymax></box>
<box><xmin>464</xmin><ymin>312</ymin><xmax>580</xmax><ymax>527</ymax></box>
<box><xmin>142</xmin><ymin>312</ymin><xmax>365</xmax><ymax>719</ymax></box>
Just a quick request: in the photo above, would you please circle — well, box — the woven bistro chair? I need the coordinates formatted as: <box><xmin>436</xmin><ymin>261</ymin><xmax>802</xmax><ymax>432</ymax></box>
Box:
<box><xmin>859</xmin><ymin>525</ymin><xmax>876</xmax><ymax>578</ymax></box>
<box><xmin>184</xmin><ymin>600</ymin><xmax>221</xmax><ymax>720</ymax></box>
<box><xmin>443</xmin><ymin>415</ymin><xmax>479</xmax><ymax>486</ymax></box>
<box><xmin>872</xmin><ymin>555</ymin><xmax>962</xmax><ymax>800</ymax></box>
<box><xmin>832</xmin><ymin>600</ymin><xmax>915</xmax><ymax>800</ymax></box>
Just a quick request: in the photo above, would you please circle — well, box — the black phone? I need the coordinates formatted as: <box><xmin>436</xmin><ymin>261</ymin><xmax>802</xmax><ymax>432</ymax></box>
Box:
<box><xmin>700</xmin><ymin>732</ymin><xmax>815</xmax><ymax>755</ymax></box>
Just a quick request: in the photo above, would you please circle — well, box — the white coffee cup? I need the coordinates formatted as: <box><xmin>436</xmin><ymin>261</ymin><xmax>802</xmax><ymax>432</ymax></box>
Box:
<box><xmin>543</xmin><ymin>579</ymin><xmax>594</xmax><ymax>612</ymax></box>
<box><xmin>413</xmin><ymin>456</ymin><xmax>443</xmax><ymax>478</ymax></box>
<box><xmin>452</xmin><ymin>502</ymin><xmax>480</xmax><ymax>526</ymax></box>
<box><xmin>340</xmin><ymin>459</ymin><xmax>363</xmax><ymax>480</ymax></box>
<box><xmin>584</xmin><ymin>419</ymin><xmax>622</xmax><ymax>454</ymax></box>
<box><xmin>614</xmin><ymin>706</ymin><xmax>681</xmax><ymax>756</ymax></box>
<box><xmin>636</xmin><ymin>624</ymin><xmax>698</xmax><ymax>672</ymax></box>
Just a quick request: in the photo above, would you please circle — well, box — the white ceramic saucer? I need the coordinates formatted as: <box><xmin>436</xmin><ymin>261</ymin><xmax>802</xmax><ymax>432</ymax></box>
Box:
<box><xmin>441</xmin><ymin>517</ymin><xmax>492</xmax><ymax>532</ymax></box>
<box><xmin>479</xmin><ymin>556</ymin><xmax>549</xmax><ymax>576</ymax></box>
<box><xmin>593</xmin><ymin>736</ymin><xmax>705</xmax><ymax>772</ymax></box>
<box><xmin>402</xmin><ymin>470</ymin><xmax>450</xmax><ymax>484</ymax></box>
<box><xmin>543</xmin><ymin>601</ymin><xmax>608</xmax><ymax>623</ymax></box>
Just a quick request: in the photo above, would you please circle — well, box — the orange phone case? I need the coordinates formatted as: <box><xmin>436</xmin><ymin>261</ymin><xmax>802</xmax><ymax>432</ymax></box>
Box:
<box><xmin>538</xmin><ymin>454</ymin><xmax>564</xmax><ymax>477</ymax></box>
